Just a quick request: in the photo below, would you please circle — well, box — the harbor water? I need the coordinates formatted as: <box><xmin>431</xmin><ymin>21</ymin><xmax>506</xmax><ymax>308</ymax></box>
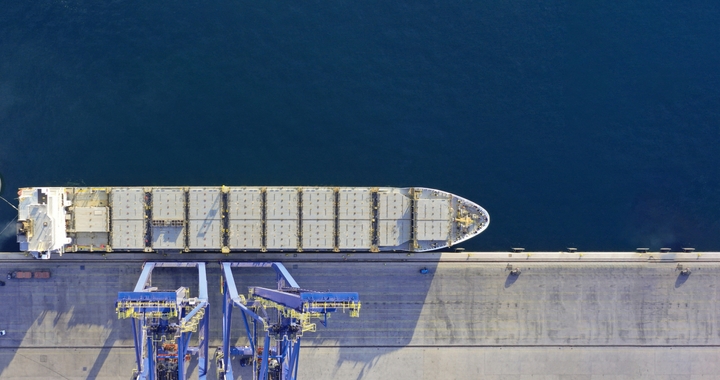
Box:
<box><xmin>0</xmin><ymin>1</ymin><xmax>719</xmax><ymax>252</ymax></box>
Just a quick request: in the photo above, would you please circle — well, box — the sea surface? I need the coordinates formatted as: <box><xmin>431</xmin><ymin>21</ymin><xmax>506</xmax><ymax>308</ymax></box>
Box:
<box><xmin>1</xmin><ymin>1</ymin><xmax>719</xmax><ymax>252</ymax></box>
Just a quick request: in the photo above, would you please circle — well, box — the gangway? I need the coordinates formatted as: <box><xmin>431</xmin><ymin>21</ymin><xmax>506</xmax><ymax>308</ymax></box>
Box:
<box><xmin>217</xmin><ymin>262</ymin><xmax>361</xmax><ymax>380</ymax></box>
<box><xmin>116</xmin><ymin>262</ymin><xmax>210</xmax><ymax>380</ymax></box>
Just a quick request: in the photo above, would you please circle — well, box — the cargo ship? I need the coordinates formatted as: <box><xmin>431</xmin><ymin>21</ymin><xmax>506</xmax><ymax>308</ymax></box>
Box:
<box><xmin>16</xmin><ymin>186</ymin><xmax>489</xmax><ymax>259</ymax></box>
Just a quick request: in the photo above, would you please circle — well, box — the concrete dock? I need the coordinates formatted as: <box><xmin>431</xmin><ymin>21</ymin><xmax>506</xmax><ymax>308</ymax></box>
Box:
<box><xmin>0</xmin><ymin>251</ymin><xmax>719</xmax><ymax>379</ymax></box>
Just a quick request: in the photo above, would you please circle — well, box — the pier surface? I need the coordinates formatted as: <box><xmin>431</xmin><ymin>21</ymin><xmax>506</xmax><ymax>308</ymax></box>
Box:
<box><xmin>0</xmin><ymin>251</ymin><xmax>719</xmax><ymax>379</ymax></box>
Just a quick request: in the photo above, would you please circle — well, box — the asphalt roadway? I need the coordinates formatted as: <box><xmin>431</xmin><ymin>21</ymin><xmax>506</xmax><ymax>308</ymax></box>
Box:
<box><xmin>0</xmin><ymin>254</ymin><xmax>719</xmax><ymax>379</ymax></box>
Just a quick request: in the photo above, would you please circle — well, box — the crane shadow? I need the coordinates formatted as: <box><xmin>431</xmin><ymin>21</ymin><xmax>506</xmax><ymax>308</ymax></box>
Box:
<box><xmin>675</xmin><ymin>272</ymin><xmax>690</xmax><ymax>288</ymax></box>
<box><xmin>505</xmin><ymin>272</ymin><xmax>520</xmax><ymax>288</ymax></box>
<box><xmin>85</xmin><ymin>333</ymin><xmax>116</xmax><ymax>380</ymax></box>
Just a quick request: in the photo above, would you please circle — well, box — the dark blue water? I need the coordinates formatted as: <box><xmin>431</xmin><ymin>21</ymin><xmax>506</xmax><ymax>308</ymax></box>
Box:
<box><xmin>1</xmin><ymin>1</ymin><xmax>719</xmax><ymax>252</ymax></box>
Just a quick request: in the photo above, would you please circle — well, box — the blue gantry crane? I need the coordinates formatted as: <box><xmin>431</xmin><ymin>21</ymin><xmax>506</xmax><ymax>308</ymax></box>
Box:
<box><xmin>116</xmin><ymin>262</ymin><xmax>210</xmax><ymax>380</ymax></box>
<box><xmin>216</xmin><ymin>262</ymin><xmax>361</xmax><ymax>380</ymax></box>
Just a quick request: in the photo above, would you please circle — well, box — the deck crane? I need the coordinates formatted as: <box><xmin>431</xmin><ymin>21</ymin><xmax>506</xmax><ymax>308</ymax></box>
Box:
<box><xmin>116</xmin><ymin>262</ymin><xmax>210</xmax><ymax>380</ymax></box>
<box><xmin>216</xmin><ymin>262</ymin><xmax>361</xmax><ymax>380</ymax></box>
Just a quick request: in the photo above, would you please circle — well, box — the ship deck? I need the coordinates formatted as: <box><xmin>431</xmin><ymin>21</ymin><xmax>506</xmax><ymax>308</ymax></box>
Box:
<box><xmin>1</xmin><ymin>252</ymin><xmax>719</xmax><ymax>379</ymax></box>
<box><xmin>16</xmin><ymin>186</ymin><xmax>489</xmax><ymax>258</ymax></box>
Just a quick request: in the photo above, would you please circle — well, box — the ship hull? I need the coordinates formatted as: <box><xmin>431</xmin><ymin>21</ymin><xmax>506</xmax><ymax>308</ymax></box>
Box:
<box><xmin>16</xmin><ymin>186</ymin><xmax>489</xmax><ymax>259</ymax></box>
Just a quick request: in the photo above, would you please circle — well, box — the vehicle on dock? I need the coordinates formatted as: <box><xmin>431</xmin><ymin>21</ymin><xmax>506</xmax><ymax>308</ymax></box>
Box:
<box><xmin>33</xmin><ymin>271</ymin><xmax>51</xmax><ymax>279</ymax></box>
<box><xmin>7</xmin><ymin>271</ymin><xmax>51</xmax><ymax>279</ymax></box>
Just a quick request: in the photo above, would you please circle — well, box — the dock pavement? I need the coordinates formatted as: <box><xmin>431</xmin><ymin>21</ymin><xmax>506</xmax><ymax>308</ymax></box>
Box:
<box><xmin>0</xmin><ymin>251</ymin><xmax>719</xmax><ymax>379</ymax></box>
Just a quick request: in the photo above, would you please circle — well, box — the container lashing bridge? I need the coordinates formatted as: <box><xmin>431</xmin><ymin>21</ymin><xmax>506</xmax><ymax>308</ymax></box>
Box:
<box><xmin>217</xmin><ymin>262</ymin><xmax>361</xmax><ymax>380</ymax></box>
<box><xmin>116</xmin><ymin>262</ymin><xmax>210</xmax><ymax>380</ymax></box>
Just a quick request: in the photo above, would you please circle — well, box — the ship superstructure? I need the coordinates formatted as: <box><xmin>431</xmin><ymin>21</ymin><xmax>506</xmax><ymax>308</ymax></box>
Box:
<box><xmin>16</xmin><ymin>186</ymin><xmax>489</xmax><ymax>259</ymax></box>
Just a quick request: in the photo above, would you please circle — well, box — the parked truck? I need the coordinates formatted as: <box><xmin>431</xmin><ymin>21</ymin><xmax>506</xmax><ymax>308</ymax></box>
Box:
<box><xmin>7</xmin><ymin>271</ymin><xmax>51</xmax><ymax>280</ymax></box>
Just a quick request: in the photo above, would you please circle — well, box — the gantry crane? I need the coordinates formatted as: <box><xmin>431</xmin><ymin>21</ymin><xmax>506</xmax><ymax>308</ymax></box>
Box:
<box><xmin>216</xmin><ymin>262</ymin><xmax>361</xmax><ymax>380</ymax></box>
<box><xmin>116</xmin><ymin>262</ymin><xmax>210</xmax><ymax>380</ymax></box>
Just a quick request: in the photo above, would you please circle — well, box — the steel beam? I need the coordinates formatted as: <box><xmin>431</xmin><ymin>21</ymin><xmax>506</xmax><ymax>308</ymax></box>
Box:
<box><xmin>117</xmin><ymin>262</ymin><xmax>209</xmax><ymax>380</ymax></box>
<box><xmin>133</xmin><ymin>262</ymin><xmax>155</xmax><ymax>292</ymax></box>
<box><xmin>219</xmin><ymin>262</ymin><xmax>360</xmax><ymax>380</ymax></box>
